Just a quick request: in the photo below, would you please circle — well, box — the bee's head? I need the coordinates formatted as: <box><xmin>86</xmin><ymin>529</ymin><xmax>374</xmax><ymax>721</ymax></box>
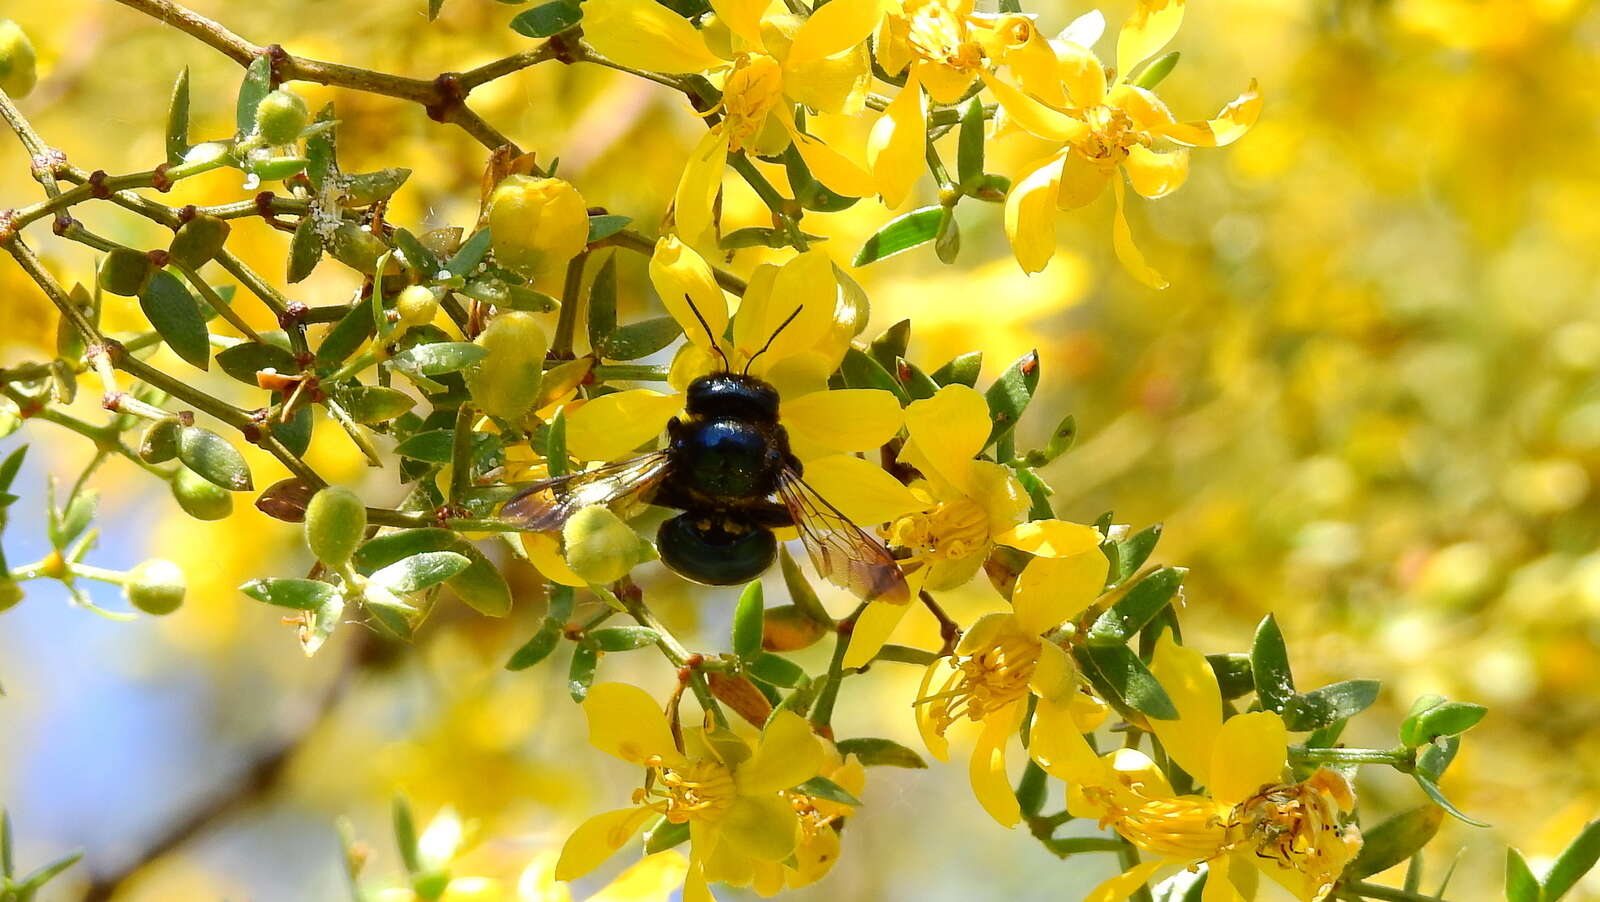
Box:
<box><xmin>686</xmin><ymin>372</ymin><xmax>780</xmax><ymax>423</ymax></box>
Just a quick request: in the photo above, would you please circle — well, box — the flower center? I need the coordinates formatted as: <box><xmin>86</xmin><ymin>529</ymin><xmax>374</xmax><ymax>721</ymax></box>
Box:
<box><xmin>635</xmin><ymin>758</ymin><xmax>739</xmax><ymax>823</ymax></box>
<box><xmin>1082</xmin><ymin>785</ymin><xmax>1231</xmax><ymax>860</ymax></box>
<box><xmin>783</xmin><ymin>788</ymin><xmax>842</xmax><ymax>838</ymax></box>
<box><xmin>1082</xmin><ymin>105</ymin><xmax>1149</xmax><ymax>163</ymax></box>
<box><xmin>884</xmin><ymin>497</ymin><xmax>990</xmax><ymax>565</ymax></box>
<box><xmin>905</xmin><ymin>2</ymin><xmax>984</xmax><ymax>70</ymax></box>
<box><xmin>1230</xmin><ymin>772</ymin><xmax>1361</xmax><ymax>900</ymax></box>
<box><xmin>915</xmin><ymin>630</ymin><xmax>1039</xmax><ymax>733</ymax></box>
<box><xmin>720</xmin><ymin>52</ymin><xmax>784</xmax><ymax>153</ymax></box>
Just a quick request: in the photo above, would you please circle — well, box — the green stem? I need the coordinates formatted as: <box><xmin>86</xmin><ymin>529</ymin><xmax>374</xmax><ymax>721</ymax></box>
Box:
<box><xmin>1344</xmin><ymin>880</ymin><xmax>1444</xmax><ymax>902</ymax></box>
<box><xmin>1116</xmin><ymin>840</ymin><xmax>1155</xmax><ymax>902</ymax></box>
<box><xmin>447</xmin><ymin>403</ymin><xmax>475</xmax><ymax>506</ymax></box>
<box><xmin>550</xmin><ymin>251</ymin><xmax>589</xmax><ymax>358</ymax></box>
<box><xmin>591</xmin><ymin>364</ymin><xmax>670</xmax><ymax>382</ymax></box>
<box><xmin>1288</xmin><ymin>745</ymin><xmax>1413</xmax><ymax>768</ymax></box>
<box><xmin>728</xmin><ymin>153</ymin><xmax>807</xmax><ymax>251</ymax></box>
<box><xmin>609</xmin><ymin>582</ymin><xmax>728</xmax><ymax>729</ymax></box>
<box><xmin>810</xmin><ymin>602</ymin><xmax>866</xmax><ymax>731</ymax></box>
<box><xmin>172</xmin><ymin>261</ymin><xmax>266</xmax><ymax>344</ymax></box>
<box><xmin>1039</xmin><ymin>836</ymin><xmax>1124</xmax><ymax>858</ymax></box>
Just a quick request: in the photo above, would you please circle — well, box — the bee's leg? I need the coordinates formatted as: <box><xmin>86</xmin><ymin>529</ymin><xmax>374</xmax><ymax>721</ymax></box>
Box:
<box><xmin>744</xmin><ymin>500</ymin><xmax>794</xmax><ymax>528</ymax></box>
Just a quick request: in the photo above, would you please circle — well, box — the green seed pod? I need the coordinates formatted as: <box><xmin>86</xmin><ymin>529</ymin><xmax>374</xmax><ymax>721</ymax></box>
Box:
<box><xmin>168</xmin><ymin>214</ymin><xmax>232</xmax><ymax>269</ymax></box>
<box><xmin>255</xmin><ymin>89</ymin><xmax>310</xmax><ymax>145</ymax></box>
<box><xmin>0</xmin><ymin>578</ymin><xmax>23</xmax><ymax>613</ymax></box>
<box><xmin>394</xmin><ymin>285</ymin><xmax>439</xmax><ymax>331</ymax></box>
<box><xmin>139</xmin><ymin>417</ymin><xmax>180</xmax><ymax>463</ymax></box>
<box><xmin>465</xmin><ymin>311</ymin><xmax>548</xmax><ymax>421</ymax></box>
<box><xmin>124</xmin><ymin>559</ymin><xmax>186</xmax><ymax>615</ymax></box>
<box><xmin>304</xmin><ymin>486</ymin><xmax>367</xmax><ymax>567</ymax></box>
<box><xmin>0</xmin><ymin>20</ymin><xmax>38</xmax><ymax>100</ymax></box>
<box><xmin>562</xmin><ymin>505</ymin><xmax>649</xmax><ymax>585</ymax></box>
<box><xmin>98</xmin><ymin>247</ymin><xmax>155</xmax><ymax>297</ymax></box>
<box><xmin>488</xmin><ymin>175</ymin><xmax>589</xmax><ymax>283</ymax></box>
<box><xmin>171</xmin><ymin>466</ymin><xmax>234</xmax><ymax>520</ymax></box>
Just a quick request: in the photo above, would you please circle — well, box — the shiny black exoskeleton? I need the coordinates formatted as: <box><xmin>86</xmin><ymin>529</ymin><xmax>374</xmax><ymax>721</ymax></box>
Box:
<box><xmin>654</xmin><ymin>372</ymin><xmax>799</xmax><ymax>585</ymax></box>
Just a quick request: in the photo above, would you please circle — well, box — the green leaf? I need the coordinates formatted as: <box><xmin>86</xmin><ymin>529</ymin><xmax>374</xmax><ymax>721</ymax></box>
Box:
<box><xmin>569</xmin><ymin>640</ymin><xmax>598</xmax><ymax>702</ymax></box>
<box><xmin>590</xmin><ymin>626</ymin><xmax>660</xmax><ymax>651</ymax></box>
<box><xmin>931</xmin><ymin>350</ymin><xmax>982</xmax><ymax>387</ymax></box>
<box><xmin>177</xmin><ymin>426</ymin><xmax>253</xmax><ymax>491</ymax></box>
<box><xmin>372</xmin><ymin>550</ymin><xmax>471</xmax><ymax>594</ymax></box>
<box><xmin>957</xmin><ymin>95</ymin><xmax>985</xmax><ymax>187</ymax></box>
<box><xmin>839</xmin><ymin>347</ymin><xmax>909</xmax><ymax>404</ymax></box>
<box><xmin>834</xmin><ymin>737</ymin><xmax>927</xmax><ymax>769</ymax></box>
<box><xmin>510</xmin><ymin>0</ymin><xmax>583</xmax><ymax>37</ymax></box>
<box><xmin>1</xmin><ymin>807</ymin><xmax>12</xmax><ymax>878</ymax></box>
<box><xmin>240</xmin><ymin>577</ymin><xmax>339</xmax><ymax>610</ymax></box>
<box><xmin>934</xmin><ymin>204</ymin><xmax>960</xmax><ymax>264</ymax></box>
<box><xmin>546</xmin><ymin>407</ymin><xmax>569</xmax><ymax>478</ymax></box>
<box><xmin>643</xmin><ymin>817</ymin><xmax>691</xmax><ymax>854</ymax></box>
<box><xmin>867</xmin><ymin>319</ymin><xmax>910</xmax><ymax>373</ymax></box>
<box><xmin>732</xmin><ymin>581</ymin><xmax>764</xmax><ymax>661</ymax></box>
<box><xmin>1113</xmin><ymin>524</ymin><xmax>1162</xmax><ymax>586</ymax></box>
<box><xmin>1283</xmin><ymin>680</ymin><xmax>1381</xmax><ymax>732</ymax></box>
<box><xmin>1021</xmin><ymin>413</ymin><xmax>1077</xmax><ymax>468</ymax></box>
<box><xmin>444</xmin><ymin>542</ymin><xmax>512</xmax><ymax>617</ymax></box>
<box><xmin>984</xmin><ymin>350</ymin><xmax>1039</xmax><ymax>448</ymax></box>
<box><xmin>1201</xmin><ymin>653</ymin><xmax>1254</xmax><ymax>699</ymax></box>
<box><xmin>1014</xmin><ymin>466</ymin><xmax>1054</xmax><ymax>521</ymax></box>
<box><xmin>598</xmin><ymin>316</ymin><xmax>683</xmax><ymax>360</ymax></box>
<box><xmin>1413</xmin><ymin>770</ymin><xmax>1488</xmax><ymax>828</ymax></box>
<box><xmin>1546</xmin><ymin>820</ymin><xmax>1600</xmax><ymax>902</ymax></box>
<box><xmin>1251</xmin><ymin>613</ymin><xmax>1295</xmax><ymax>714</ymax></box>
<box><xmin>852</xmin><ymin>205</ymin><xmax>943</xmax><ymax>265</ymax></box>
<box><xmin>1347</xmin><ymin>805</ymin><xmax>1444</xmax><ymax>879</ymax></box>
<box><xmin>444</xmin><ymin>229</ymin><xmax>493</xmax><ymax>277</ymax></box>
<box><xmin>1134</xmin><ymin>51</ymin><xmax>1180</xmax><ymax>90</ymax></box>
<box><xmin>747</xmin><ymin>652</ymin><xmax>806</xmax><ymax>688</ymax></box>
<box><xmin>216</xmin><ymin>342</ymin><xmax>297</xmax><ymax>385</ymax></box>
<box><xmin>507</xmin><ymin>617</ymin><xmax>564</xmax><ymax>670</ymax></box>
<box><xmin>587</xmin><ymin>253</ymin><xmax>618</xmax><ymax>353</ymax></box>
<box><xmin>166</xmin><ymin>67</ymin><xmax>190</xmax><ymax>165</ymax></box>
<box><xmin>393</xmin><ymin>796</ymin><xmax>421</xmax><ymax>874</ymax></box>
<box><xmin>336</xmin><ymin>385</ymin><xmax>416</xmax><ymax>424</ymax></box>
<box><xmin>1409</xmin><ymin>701</ymin><xmax>1488</xmax><ymax>745</ymax></box>
<box><xmin>0</xmin><ymin>445</ymin><xmax>26</xmax><ymax>496</ymax></box>
<box><xmin>236</xmin><ymin>54</ymin><xmax>273</xmax><ymax>135</ymax></box>
<box><xmin>783</xmin><ymin>144</ymin><xmax>859</xmax><ymax>212</ymax></box>
<box><xmin>1505</xmin><ymin>848</ymin><xmax>1540</xmax><ymax>902</ymax></box>
<box><xmin>305</xmin><ymin>102</ymin><xmax>338</xmax><ymax>190</ymax></box>
<box><xmin>900</xmin><ymin>359</ymin><xmax>940</xmax><ymax>401</ymax></box>
<box><xmin>315</xmin><ymin>301</ymin><xmax>373</xmax><ymax>370</ymax></box>
<box><xmin>51</xmin><ymin>489</ymin><xmax>96</xmax><ymax>550</ymax></box>
<box><xmin>1015</xmin><ymin>760</ymin><xmax>1048</xmax><ymax>818</ymax></box>
<box><xmin>586</xmin><ymin>214</ymin><xmax>631</xmax><ymax>243</ymax></box>
<box><xmin>1088</xmin><ymin>566</ymin><xmax>1185</xmax><ymax>646</ymax></box>
<box><xmin>792</xmin><ymin>776</ymin><xmax>861</xmax><ymax>806</ymax></box>
<box><xmin>1399</xmin><ymin>694</ymin><xmax>1446</xmax><ymax>747</ymax></box>
<box><xmin>1416</xmin><ymin>735</ymin><xmax>1458</xmax><ymax>782</ymax></box>
<box><xmin>1079</xmin><ymin>644</ymin><xmax>1178</xmax><ymax>720</ymax></box>
<box><xmin>393</xmin><ymin>227</ymin><xmax>441</xmax><ymax>278</ymax></box>
<box><xmin>389</xmin><ymin>342</ymin><xmax>487</xmax><ymax>387</ymax></box>
<box><xmin>14</xmin><ymin>849</ymin><xmax>83</xmax><ymax>892</ymax></box>
<box><xmin>140</xmin><ymin>270</ymin><xmax>211</xmax><ymax>370</ymax></box>
<box><xmin>778</xmin><ymin>546</ymin><xmax>833</xmax><ymax>626</ymax></box>
<box><xmin>343</xmin><ymin>168</ymin><xmax>412</xmax><ymax>205</ymax></box>
<box><xmin>393</xmin><ymin>429</ymin><xmax>455</xmax><ymax>463</ymax></box>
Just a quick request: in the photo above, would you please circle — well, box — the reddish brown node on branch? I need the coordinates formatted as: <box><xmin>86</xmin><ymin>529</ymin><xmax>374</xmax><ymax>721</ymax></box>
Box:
<box><xmin>425</xmin><ymin>73</ymin><xmax>467</xmax><ymax>123</ymax></box>
<box><xmin>151</xmin><ymin>164</ymin><xmax>174</xmax><ymax>193</ymax></box>
<box><xmin>86</xmin><ymin>170</ymin><xmax>111</xmax><ymax>199</ymax></box>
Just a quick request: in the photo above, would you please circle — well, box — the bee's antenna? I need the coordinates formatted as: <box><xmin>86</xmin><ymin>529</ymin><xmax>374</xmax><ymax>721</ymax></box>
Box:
<box><xmin>682</xmin><ymin>293</ymin><xmax>730</xmax><ymax>371</ymax></box>
<box><xmin>743</xmin><ymin>304</ymin><xmax>804</xmax><ymax>375</ymax></box>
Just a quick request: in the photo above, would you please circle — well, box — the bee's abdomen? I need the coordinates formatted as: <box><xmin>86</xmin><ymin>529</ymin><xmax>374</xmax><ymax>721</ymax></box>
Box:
<box><xmin>673</xmin><ymin>417</ymin><xmax>784</xmax><ymax>501</ymax></box>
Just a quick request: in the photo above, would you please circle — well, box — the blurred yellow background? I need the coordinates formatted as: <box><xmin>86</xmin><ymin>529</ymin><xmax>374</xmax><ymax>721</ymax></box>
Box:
<box><xmin>2</xmin><ymin>0</ymin><xmax>1598</xmax><ymax>899</ymax></box>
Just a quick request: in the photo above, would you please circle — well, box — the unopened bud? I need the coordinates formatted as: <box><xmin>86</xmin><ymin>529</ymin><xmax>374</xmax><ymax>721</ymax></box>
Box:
<box><xmin>125</xmin><ymin>558</ymin><xmax>186</xmax><ymax>615</ymax></box>
<box><xmin>168</xmin><ymin>214</ymin><xmax>231</xmax><ymax>268</ymax></box>
<box><xmin>394</xmin><ymin>285</ymin><xmax>439</xmax><ymax>331</ymax></box>
<box><xmin>0</xmin><ymin>579</ymin><xmax>22</xmax><ymax>613</ymax></box>
<box><xmin>0</xmin><ymin>20</ymin><xmax>38</xmax><ymax>100</ymax></box>
<box><xmin>304</xmin><ymin>486</ymin><xmax>367</xmax><ymax>567</ymax></box>
<box><xmin>465</xmin><ymin>311</ymin><xmax>548</xmax><ymax>422</ymax></box>
<box><xmin>98</xmin><ymin>247</ymin><xmax>155</xmax><ymax>297</ymax></box>
<box><xmin>562</xmin><ymin>505</ymin><xmax>650</xmax><ymax>585</ymax></box>
<box><xmin>171</xmin><ymin>466</ymin><xmax>234</xmax><ymax>520</ymax></box>
<box><xmin>255</xmin><ymin>89</ymin><xmax>310</xmax><ymax>145</ymax></box>
<box><xmin>488</xmin><ymin>175</ymin><xmax>588</xmax><ymax>283</ymax></box>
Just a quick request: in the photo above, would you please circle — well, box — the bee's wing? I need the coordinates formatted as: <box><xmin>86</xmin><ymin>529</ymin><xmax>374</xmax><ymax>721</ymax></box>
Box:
<box><xmin>501</xmin><ymin>451</ymin><xmax>673</xmax><ymax>532</ymax></box>
<box><xmin>776</xmin><ymin>466</ymin><xmax>910</xmax><ymax>605</ymax></box>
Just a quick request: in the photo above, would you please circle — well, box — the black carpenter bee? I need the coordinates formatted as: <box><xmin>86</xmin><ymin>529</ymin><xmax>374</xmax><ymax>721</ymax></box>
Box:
<box><xmin>503</xmin><ymin>299</ymin><xmax>908</xmax><ymax>603</ymax></box>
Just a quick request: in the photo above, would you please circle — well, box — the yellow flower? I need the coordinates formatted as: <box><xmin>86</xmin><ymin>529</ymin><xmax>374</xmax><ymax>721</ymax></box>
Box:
<box><xmin>556</xmin><ymin>683</ymin><xmax>826</xmax><ymax>902</ymax></box>
<box><xmin>839</xmin><ymin>384</ymin><xmax>1029</xmax><ymax>668</ymax></box>
<box><xmin>1066</xmin><ymin>635</ymin><xmax>1362</xmax><ymax>902</ymax></box>
<box><xmin>996</xmin><ymin>0</ymin><xmax>1261</xmax><ymax>284</ymax></box>
<box><xmin>581</xmin><ymin>0</ymin><xmax>884</xmax><ymax>239</ymax></box>
<box><xmin>519</xmin><ymin>848</ymin><xmax>688</xmax><ymax>902</ymax></box>
<box><xmin>908</xmin><ymin>519</ymin><xmax>1110</xmax><ymax>826</ymax></box>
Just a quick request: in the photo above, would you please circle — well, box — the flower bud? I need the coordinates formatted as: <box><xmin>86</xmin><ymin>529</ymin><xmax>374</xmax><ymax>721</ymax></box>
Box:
<box><xmin>488</xmin><ymin>175</ymin><xmax>588</xmax><ymax>283</ymax></box>
<box><xmin>168</xmin><ymin>214</ymin><xmax>232</xmax><ymax>269</ymax></box>
<box><xmin>139</xmin><ymin>417</ymin><xmax>180</xmax><ymax>463</ymax></box>
<box><xmin>255</xmin><ymin>89</ymin><xmax>310</xmax><ymax>145</ymax></box>
<box><xmin>395</xmin><ymin>285</ymin><xmax>439</xmax><ymax>331</ymax></box>
<box><xmin>98</xmin><ymin>247</ymin><xmax>155</xmax><ymax>297</ymax></box>
<box><xmin>124</xmin><ymin>559</ymin><xmax>186</xmax><ymax>615</ymax></box>
<box><xmin>304</xmin><ymin>485</ymin><xmax>367</xmax><ymax>567</ymax></box>
<box><xmin>562</xmin><ymin>505</ymin><xmax>650</xmax><ymax>585</ymax></box>
<box><xmin>171</xmin><ymin>466</ymin><xmax>234</xmax><ymax>520</ymax></box>
<box><xmin>0</xmin><ymin>579</ymin><xmax>23</xmax><ymax>613</ymax></box>
<box><xmin>465</xmin><ymin>311</ymin><xmax>548</xmax><ymax>421</ymax></box>
<box><xmin>0</xmin><ymin>20</ymin><xmax>38</xmax><ymax>100</ymax></box>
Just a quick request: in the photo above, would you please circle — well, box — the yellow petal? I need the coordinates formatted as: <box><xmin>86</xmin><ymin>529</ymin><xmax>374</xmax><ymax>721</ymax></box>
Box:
<box><xmin>1028</xmin><ymin>695</ymin><xmax>1104</xmax><ymax>783</ymax></box>
<box><xmin>718</xmin><ymin>794</ymin><xmax>801</xmax><ymax>861</ymax></box>
<box><xmin>842</xmin><ymin>598</ymin><xmax>912</xmax><ymax>668</ymax></box>
<box><xmin>709</xmin><ymin>0</ymin><xmax>769</xmax><ymax>45</ymax></box>
<box><xmin>783</xmin><ymin>388</ymin><xmax>904</xmax><ymax>455</ymax></box>
<box><xmin>1109</xmin><ymin>84</ymin><xmax>1176</xmax><ymax>130</ymax></box>
<box><xmin>982</xmin><ymin>73</ymin><xmax>1089</xmax><ymax>143</ymax></box>
<box><xmin>1209</xmin><ymin>710</ymin><xmax>1287</xmax><ymax>807</ymax></box>
<box><xmin>651</xmin><ymin>236</ymin><xmax>731</xmax><ymax>355</ymax></box>
<box><xmin>563</xmin><ymin>390</ymin><xmax>683</xmax><ymax>462</ymax></box>
<box><xmin>788</xmin><ymin>125</ymin><xmax>878</xmax><ymax>198</ymax></box>
<box><xmin>521</xmin><ymin>532</ymin><xmax>587</xmax><ymax>587</ymax></box>
<box><xmin>555</xmin><ymin>807</ymin><xmax>656</xmax><ymax>880</ymax></box>
<box><xmin>1004</xmin><ymin>153</ymin><xmax>1065</xmax><ymax>275</ymax></box>
<box><xmin>1147</xmin><ymin>633</ymin><xmax>1222</xmax><ymax>785</ymax></box>
<box><xmin>1086</xmin><ymin>860</ymin><xmax>1168</xmax><ymax>902</ymax></box>
<box><xmin>1012</xmin><ymin>548</ymin><xmax>1108</xmax><ymax>634</ymax></box>
<box><xmin>1055</xmin><ymin>40</ymin><xmax>1106</xmax><ymax>107</ymax></box>
<box><xmin>1160</xmin><ymin>79</ymin><xmax>1263</xmax><ymax>147</ymax></box>
<box><xmin>901</xmin><ymin>384</ymin><xmax>991</xmax><ymax>496</ymax></box>
<box><xmin>582</xmin><ymin>682</ymin><xmax>685</xmax><ymax>766</ymax></box>
<box><xmin>998</xmin><ymin>22</ymin><xmax>1068</xmax><ymax>108</ymax></box>
<box><xmin>1057</xmin><ymin>150</ymin><xmax>1114</xmax><ymax>210</ymax></box>
<box><xmin>1123</xmin><ymin>145</ymin><xmax>1189</xmax><ymax>199</ymax></box>
<box><xmin>867</xmin><ymin>71</ymin><xmax>926</xmax><ymax>209</ymax></box>
<box><xmin>674</xmin><ymin>128</ymin><xmax>730</xmax><ymax>242</ymax></box>
<box><xmin>995</xmin><ymin>520</ymin><xmax>1102</xmax><ymax>557</ymax></box>
<box><xmin>1115</xmin><ymin>0</ymin><xmax>1184</xmax><ymax>84</ymax></box>
<box><xmin>739</xmin><ymin>250</ymin><xmax>836</xmax><ymax>369</ymax></box>
<box><xmin>1202</xmin><ymin>855</ymin><xmax>1247</xmax><ymax>902</ymax></box>
<box><xmin>782</xmin><ymin>43</ymin><xmax>873</xmax><ymax>116</ymax></box>
<box><xmin>969</xmin><ymin>701</ymin><xmax>1025</xmax><ymax>827</ymax></box>
<box><xmin>1111</xmin><ymin>177</ymin><xmax>1167</xmax><ymax>289</ymax></box>
<box><xmin>918</xmin><ymin>58</ymin><xmax>979</xmax><ymax>105</ymax></box>
<box><xmin>683</xmin><ymin>857</ymin><xmax>717</xmax><ymax>902</ymax></box>
<box><xmin>787</xmin><ymin>0</ymin><xmax>884</xmax><ymax>67</ymax></box>
<box><xmin>582</xmin><ymin>0</ymin><xmax>724</xmax><ymax>75</ymax></box>
<box><xmin>587</xmin><ymin>851</ymin><xmax>691</xmax><ymax>902</ymax></box>
<box><xmin>738</xmin><ymin>710</ymin><xmax>824</xmax><ymax>794</ymax></box>
<box><xmin>915</xmin><ymin>658</ymin><xmax>958</xmax><ymax>761</ymax></box>
<box><xmin>799</xmin><ymin>453</ymin><xmax>927</xmax><ymax>526</ymax></box>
